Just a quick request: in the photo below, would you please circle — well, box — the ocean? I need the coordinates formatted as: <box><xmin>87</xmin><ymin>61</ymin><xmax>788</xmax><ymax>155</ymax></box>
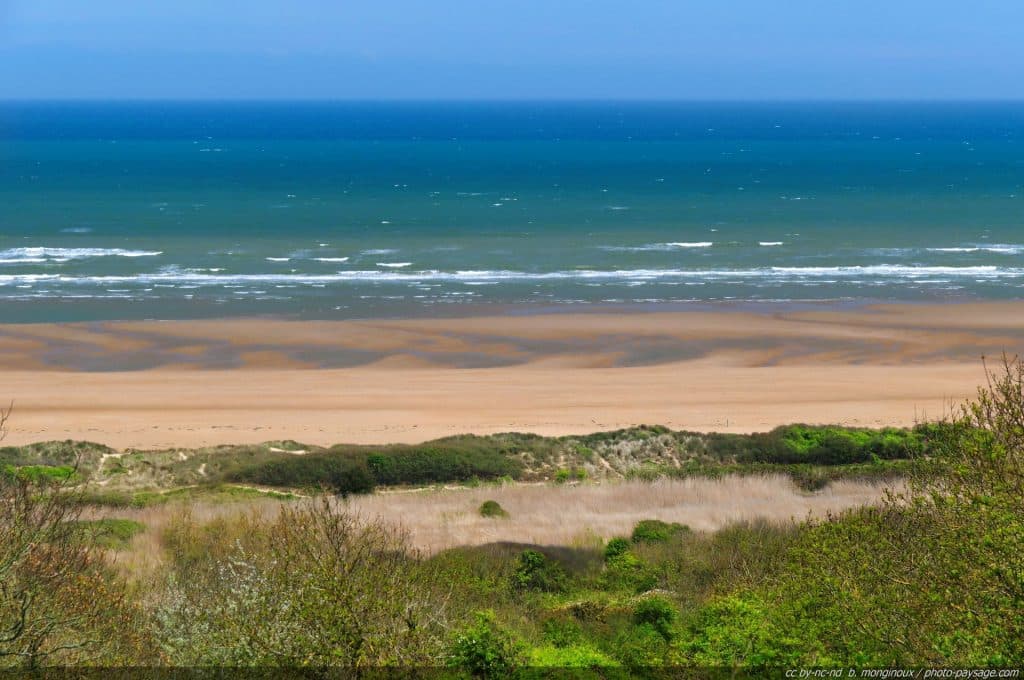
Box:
<box><xmin>2</xmin><ymin>101</ymin><xmax>1023</xmax><ymax>322</ymax></box>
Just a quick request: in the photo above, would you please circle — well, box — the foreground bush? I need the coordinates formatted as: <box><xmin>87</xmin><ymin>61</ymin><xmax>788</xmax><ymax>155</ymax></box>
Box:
<box><xmin>446</xmin><ymin>610</ymin><xmax>525</xmax><ymax>676</ymax></box>
<box><xmin>153</xmin><ymin>499</ymin><xmax>452</xmax><ymax>667</ymax></box>
<box><xmin>0</xmin><ymin>474</ymin><xmax>152</xmax><ymax>667</ymax></box>
<box><xmin>676</xmin><ymin>356</ymin><xmax>1024</xmax><ymax>666</ymax></box>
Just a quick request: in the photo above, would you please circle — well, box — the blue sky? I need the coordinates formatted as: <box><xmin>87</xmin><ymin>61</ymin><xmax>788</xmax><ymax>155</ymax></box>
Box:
<box><xmin>1</xmin><ymin>0</ymin><xmax>1023</xmax><ymax>99</ymax></box>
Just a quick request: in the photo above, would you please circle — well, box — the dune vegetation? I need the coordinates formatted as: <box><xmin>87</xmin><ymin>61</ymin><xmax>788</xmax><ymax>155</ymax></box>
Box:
<box><xmin>0</xmin><ymin>359</ymin><xmax>1022</xmax><ymax>671</ymax></box>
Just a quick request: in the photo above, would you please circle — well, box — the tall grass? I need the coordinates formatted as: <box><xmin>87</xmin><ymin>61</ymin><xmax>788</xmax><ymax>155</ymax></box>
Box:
<box><xmin>344</xmin><ymin>475</ymin><xmax>889</xmax><ymax>552</ymax></box>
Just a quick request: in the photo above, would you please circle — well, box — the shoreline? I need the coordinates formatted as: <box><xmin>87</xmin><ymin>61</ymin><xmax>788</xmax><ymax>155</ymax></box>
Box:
<box><xmin>1</xmin><ymin>301</ymin><xmax>1021</xmax><ymax>449</ymax></box>
<box><xmin>0</xmin><ymin>295</ymin><xmax>977</xmax><ymax>326</ymax></box>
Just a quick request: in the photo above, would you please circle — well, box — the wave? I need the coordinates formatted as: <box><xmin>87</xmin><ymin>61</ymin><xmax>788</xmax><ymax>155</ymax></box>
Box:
<box><xmin>376</xmin><ymin>262</ymin><xmax>412</xmax><ymax>268</ymax></box>
<box><xmin>759</xmin><ymin>241</ymin><xmax>784</xmax><ymax>246</ymax></box>
<box><xmin>2</xmin><ymin>264</ymin><xmax>1020</xmax><ymax>287</ymax></box>
<box><xmin>926</xmin><ymin>244</ymin><xmax>1024</xmax><ymax>254</ymax></box>
<box><xmin>599</xmin><ymin>242</ymin><xmax>713</xmax><ymax>252</ymax></box>
<box><xmin>267</xmin><ymin>254</ymin><xmax>351</xmax><ymax>263</ymax></box>
<box><xmin>0</xmin><ymin>247</ymin><xmax>163</xmax><ymax>263</ymax></box>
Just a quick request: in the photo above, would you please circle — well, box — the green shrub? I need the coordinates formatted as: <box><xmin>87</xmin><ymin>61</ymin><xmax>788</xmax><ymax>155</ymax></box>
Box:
<box><xmin>634</xmin><ymin>596</ymin><xmax>677</xmax><ymax>641</ymax></box>
<box><xmin>574</xmin><ymin>445</ymin><xmax>594</xmax><ymax>462</ymax></box>
<box><xmin>703</xmin><ymin>424</ymin><xmax>925</xmax><ymax>467</ymax></box>
<box><xmin>604</xmin><ymin>537</ymin><xmax>631</xmax><ymax>561</ymax></box>
<box><xmin>612</xmin><ymin>623</ymin><xmax>669</xmax><ymax>668</ymax></box>
<box><xmin>447</xmin><ymin>611</ymin><xmax>525</xmax><ymax>677</ymax></box>
<box><xmin>226</xmin><ymin>454</ymin><xmax>374</xmax><ymax>495</ymax></box>
<box><xmin>363</xmin><ymin>440</ymin><xmax>521</xmax><ymax>486</ymax></box>
<box><xmin>513</xmin><ymin>549</ymin><xmax>567</xmax><ymax>593</ymax></box>
<box><xmin>675</xmin><ymin>359</ymin><xmax>1024</xmax><ymax>667</ymax></box>
<box><xmin>154</xmin><ymin>499</ymin><xmax>451</xmax><ymax>666</ymax></box>
<box><xmin>529</xmin><ymin>644</ymin><xmax>621</xmax><ymax>668</ymax></box>
<box><xmin>2</xmin><ymin>464</ymin><xmax>76</xmax><ymax>483</ymax></box>
<box><xmin>478</xmin><ymin>500</ymin><xmax>509</xmax><ymax>519</ymax></box>
<box><xmin>602</xmin><ymin>552</ymin><xmax>658</xmax><ymax>594</ymax></box>
<box><xmin>631</xmin><ymin>519</ymin><xmax>689</xmax><ymax>544</ymax></box>
<box><xmin>554</xmin><ymin>468</ymin><xmax>571</xmax><ymax>484</ymax></box>
<box><xmin>674</xmin><ymin>593</ymin><xmax>803</xmax><ymax>667</ymax></box>
<box><xmin>541</xmin><ymin>616</ymin><xmax>584</xmax><ymax>648</ymax></box>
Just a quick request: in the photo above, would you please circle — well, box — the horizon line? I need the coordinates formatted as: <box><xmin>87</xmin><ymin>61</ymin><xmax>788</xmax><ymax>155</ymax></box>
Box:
<box><xmin>3</xmin><ymin>97</ymin><xmax>1024</xmax><ymax>104</ymax></box>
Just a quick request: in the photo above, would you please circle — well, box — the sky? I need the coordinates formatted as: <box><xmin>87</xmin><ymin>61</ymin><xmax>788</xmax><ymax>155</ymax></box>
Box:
<box><xmin>1</xmin><ymin>0</ymin><xmax>1023</xmax><ymax>100</ymax></box>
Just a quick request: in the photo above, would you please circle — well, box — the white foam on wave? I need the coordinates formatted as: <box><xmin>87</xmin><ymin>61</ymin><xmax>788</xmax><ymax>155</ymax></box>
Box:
<box><xmin>377</xmin><ymin>262</ymin><xmax>412</xmax><ymax>268</ymax></box>
<box><xmin>599</xmin><ymin>242</ymin><xmax>713</xmax><ymax>252</ymax></box>
<box><xmin>768</xmin><ymin>265</ymin><xmax>1004</xmax><ymax>277</ymax></box>
<box><xmin>3</xmin><ymin>264</ymin><xmax>1021</xmax><ymax>288</ymax></box>
<box><xmin>314</xmin><ymin>257</ymin><xmax>350</xmax><ymax>263</ymax></box>
<box><xmin>759</xmin><ymin>241</ymin><xmax>784</xmax><ymax>246</ymax></box>
<box><xmin>265</xmin><ymin>257</ymin><xmax>291</xmax><ymax>262</ymax></box>
<box><xmin>0</xmin><ymin>247</ymin><xmax>162</xmax><ymax>262</ymax></box>
<box><xmin>927</xmin><ymin>244</ymin><xmax>1024</xmax><ymax>254</ymax></box>
<box><xmin>363</xmin><ymin>249</ymin><xmax>398</xmax><ymax>255</ymax></box>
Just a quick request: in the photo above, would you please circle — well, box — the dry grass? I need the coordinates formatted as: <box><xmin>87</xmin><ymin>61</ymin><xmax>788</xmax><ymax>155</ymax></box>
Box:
<box><xmin>345</xmin><ymin>475</ymin><xmax>892</xmax><ymax>553</ymax></box>
<box><xmin>85</xmin><ymin>498</ymin><xmax>284</xmax><ymax>577</ymax></box>
<box><xmin>95</xmin><ymin>475</ymin><xmax>892</xmax><ymax>573</ymax></box>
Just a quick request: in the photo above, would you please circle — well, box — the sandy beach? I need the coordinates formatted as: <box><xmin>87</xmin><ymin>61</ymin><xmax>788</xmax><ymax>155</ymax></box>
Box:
<box><xmin>1</xmin><ymin>302</ymin><xmax>1021</xmax><ymax>449</ymax></box>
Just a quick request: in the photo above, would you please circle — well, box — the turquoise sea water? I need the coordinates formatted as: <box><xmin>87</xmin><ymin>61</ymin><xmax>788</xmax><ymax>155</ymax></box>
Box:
<box><xmin>1</xmin><ymin>102</ymin><xmax>1023</xmax><ymax>322</ymax></box>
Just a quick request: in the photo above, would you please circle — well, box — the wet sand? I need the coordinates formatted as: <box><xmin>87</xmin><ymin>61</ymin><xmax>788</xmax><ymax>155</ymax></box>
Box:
<box><xmin>1</xmin><ymin>302</ymin><xmax>1021</xmax><ymax>449</ymax></box>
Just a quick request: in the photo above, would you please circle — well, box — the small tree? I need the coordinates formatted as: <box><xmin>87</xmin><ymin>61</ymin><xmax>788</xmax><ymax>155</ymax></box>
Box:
<box><xmin>0</xmin><ymin>404</ymin><xmax>149</xmax><ymax>668</ymax></box>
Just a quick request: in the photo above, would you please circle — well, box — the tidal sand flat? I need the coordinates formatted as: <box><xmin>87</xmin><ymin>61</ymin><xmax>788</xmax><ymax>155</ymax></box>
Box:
<box><xmin>1</xmin><ymin>301</ymin><xmax>1019</xmax><ymax>448</ymax></box>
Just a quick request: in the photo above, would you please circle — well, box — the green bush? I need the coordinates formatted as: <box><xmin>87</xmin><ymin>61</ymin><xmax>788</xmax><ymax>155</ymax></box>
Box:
<box><xmin>604</xmin><ymin>537</ymin><xmax>631</xmax><ymax>561</ymax></box>
<box><xmin>528</xmin><ymin>644</ymin><xmax>620</xmax><ymax>668</ymax></box>
<box><xmin>363</xmin><ymin>440</ymin><xmax>521</xmax><ymax>486</ymax></box>
<box><xmin>674</xmin><ymin>593</ymin><xmax>804</xmax><ymax>667</ymax></box>
<box><xmin>602</xmin><ymin>552</ymin><xmax>658</xmax><ymax>594</ymax></box>
<box><xmin>154</xmin><ymin>499</ymin><xmax>452</xmax><ymax>666</ymax></box>
<box><xmin>675</xmin><ymin>359</ymin><xmax>1024</xmax><ymax>667</ymax></box>
<box><xmin>633</xmin><ymin>596</ymin><xmax>677</xmax><ymax>641</ymax></box>
<box><xmin>702</xmin><ymin>424</ymin><xmax>925</xmax><ymax>467</ymax></box>
<box><xmin>226</xmin><ymin>453</ymin><xmax>374</xmax><ymax>495</ymax></box>
<box><xmin>612</xmin><ymin>623</ymin><xmax>669</xmax><ymax>669</ymax></box>
<box><xmin>631</xmin><ymin>519</ymin><xmax>689</xmax><ymax>544</ymax></box>
<box><xmin>512</xmin><ymin>549</ymin><xmax>567</xmax><ymax>593</ymax></box>
<box><xmin>2</xmin><ymin>464</ymin><xmax>76</xmax><ymax>483</ymax></box>
<box><xmin>478</xmin><ymin>500</ymin><xmax>509</xmax><ymax>519</ymax></box>
<box><xmin>447</xmin><ymin>611</ymin><xmax>525</xmax><ymax>677</ymax></box>
<box><xmin>541</xmin><ymin>616</ymin><xmax>584</xmax><ymax>648</ymax></box>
